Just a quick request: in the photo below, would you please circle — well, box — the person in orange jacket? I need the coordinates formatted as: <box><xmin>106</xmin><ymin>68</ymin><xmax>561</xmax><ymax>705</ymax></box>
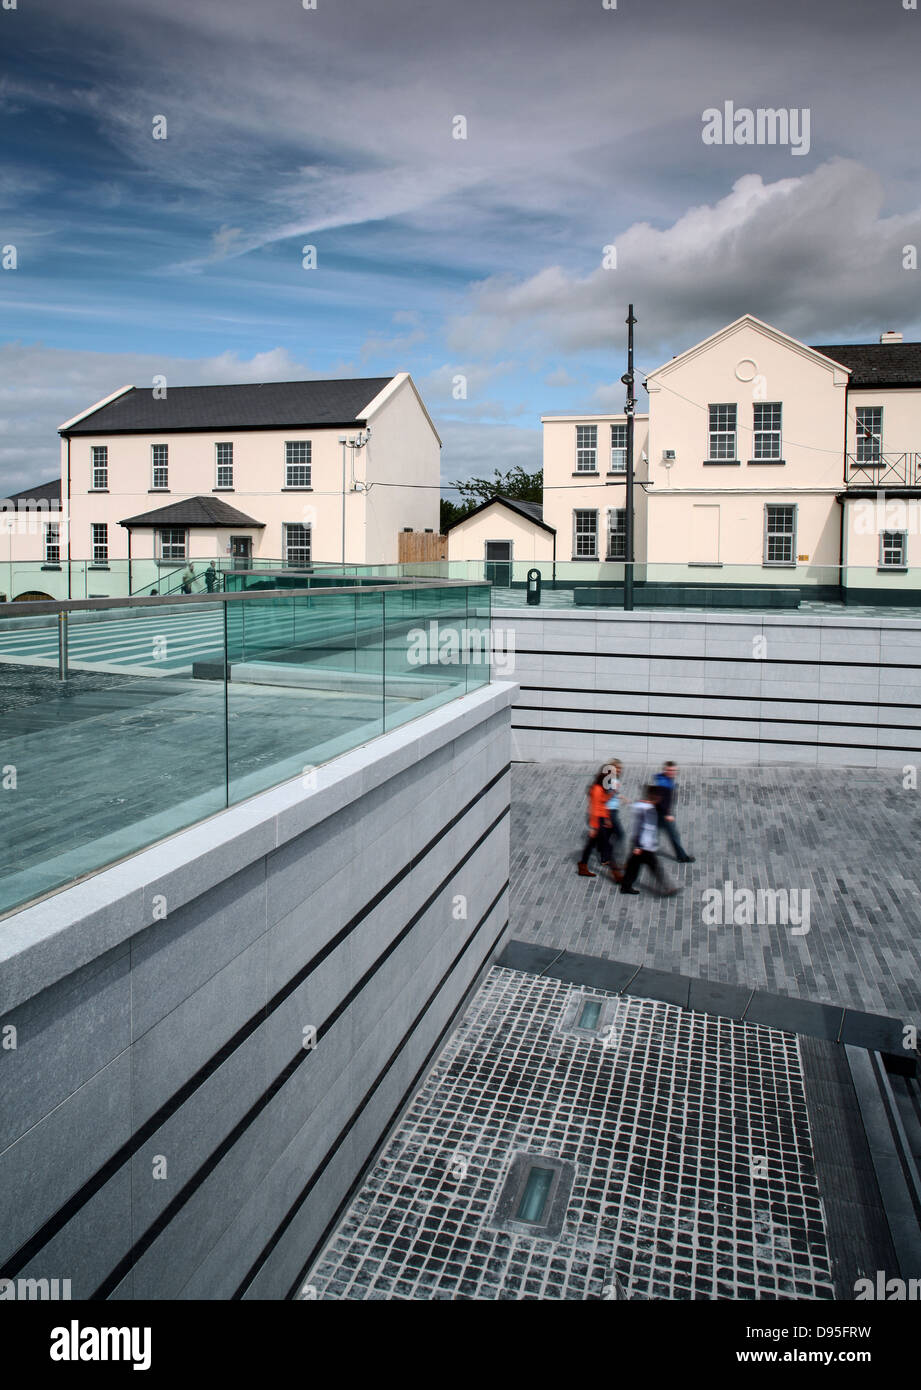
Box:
<box><xmin>577</xmin><ymin>768</ymin><xmax>622</xmax><ymax>881</ymax></box>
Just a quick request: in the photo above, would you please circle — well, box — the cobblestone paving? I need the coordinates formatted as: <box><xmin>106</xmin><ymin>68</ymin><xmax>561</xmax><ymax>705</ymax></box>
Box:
<box><xmin>308</xmin><ymin>968</ymin><xmax>834</xmax><ymax>1300</ymax></box>
<box><xmin>511</xmin><ymin>763</ymin><xmax>921</xmax><ymax>1021</ymax></box>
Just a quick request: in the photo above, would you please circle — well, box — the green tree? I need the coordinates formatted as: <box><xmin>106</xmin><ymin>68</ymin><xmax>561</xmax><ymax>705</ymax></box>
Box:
<box><xmin>439</xmin><ymin>497</ymin><xmax>468</xmax><ymax>531</ymax></box>
<box><xmin>444</xmin><ymin>465</ymin><xmax>543</xmax><ymax>519</ymax></box>
<box><xmin>454</xmin><ymin>465</ymin><xmax>543</xmax><ymax>507</ymax></box>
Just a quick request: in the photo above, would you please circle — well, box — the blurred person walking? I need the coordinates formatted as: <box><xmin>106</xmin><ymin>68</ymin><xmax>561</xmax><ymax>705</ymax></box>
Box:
<box><xmin>620</xmin><ymin>785</ymin><xmax>678</xmax><ymax>896</ymax></box>
<box><xmin>577</xmin><ymin>769</ymin><xmax>614</xmax><ymax>878</ymax></box>
<box><xmin>653</xmin><ymin>761</ymin><xmax>695</xmax><ymax>863</ymax></box>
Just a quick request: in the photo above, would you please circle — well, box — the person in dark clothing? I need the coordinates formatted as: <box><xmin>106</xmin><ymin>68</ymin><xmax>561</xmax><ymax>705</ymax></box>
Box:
<box><xmin>204</xmin><ymin>563</ymin><xmax>217</xmax><ymax>593</ymax></box>
<box><xmin>652</xmin><ymin>761</ymin><xmax>695</xmax><ymax>863</ymax></box>
<box><xmin>577</xmin><ymin>768</ymin><xmax>616</xmax><ymax>878</ymax></box>
<box><xmin>620</xmin><ymin>786</ymin><xmax>678</xmax><ymax>896</ymax></box>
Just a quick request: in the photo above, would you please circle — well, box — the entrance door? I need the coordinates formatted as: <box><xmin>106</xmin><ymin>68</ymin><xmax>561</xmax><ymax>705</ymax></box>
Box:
<box><xmin>484</xmin><ymin>540</ymin><xmax>512</xmax><ymax>587</ymax></box>
<box><xmin>230</xmin><ymin>536</ymin><xmax>252</xmax><ymax>570</ymax></box>
<box><xmin>689</xmin><ymin>506</ymin><xmax>720</xmax><ymax>565</ymax></box>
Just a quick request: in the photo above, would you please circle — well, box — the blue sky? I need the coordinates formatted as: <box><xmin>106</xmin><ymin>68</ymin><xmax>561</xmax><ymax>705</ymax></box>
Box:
<box><xmin>1</xmin><ymin>0</ymin><xmax>920</xmax><ymax>494</ymax></box>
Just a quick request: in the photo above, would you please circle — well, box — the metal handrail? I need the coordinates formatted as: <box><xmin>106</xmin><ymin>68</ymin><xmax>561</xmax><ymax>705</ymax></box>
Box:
<box><xmin>0</xmin><ymin>577</ymin><xmax>487</xmax><ymax>618</ymax></box>
<box><xmin>128</xmin><ymin>564</ymin><xmax>187</xmax><ymax>597</ymax></box>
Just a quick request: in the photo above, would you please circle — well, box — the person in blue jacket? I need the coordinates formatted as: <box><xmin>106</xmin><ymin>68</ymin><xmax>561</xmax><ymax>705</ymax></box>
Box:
<box><xmin>652</xmin><ymin>761</ymin><xmax>695</xmax><ymax>863</ymax></box>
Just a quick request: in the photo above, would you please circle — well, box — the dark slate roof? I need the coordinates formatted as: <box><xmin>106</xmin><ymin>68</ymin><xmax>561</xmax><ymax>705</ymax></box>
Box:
<box><xmin>811</xmin><ymin>342</ymin><xmax>921</xmax><ymax>388</ymax></box>
<box><xmin>507</xmin><ymin>498</ymin><xmax>546</xmax><ymax>524</ymax></box>
<box><xmin>64</xmin><ymin>378</ymin><xmax>394</xmax><ymax>435</ymax></box>
<box><xmin>120</xmin><ymin>496</ymin><xmax>265</xmax><ymax>528</ymax></box>
<box><xmin>3</xmin><ymin>478</ymin><xmax>61</xmax><ymax>507</ymax></box>
<box><xmin>444</xmin><ymin>494</ymin><xmax>555</xmax><ymax>534</ymax></box>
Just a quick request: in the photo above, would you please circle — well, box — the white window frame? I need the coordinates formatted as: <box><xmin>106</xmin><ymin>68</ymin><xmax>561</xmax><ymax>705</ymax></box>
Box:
<box><xmin>763</xmin><ymin>504</ymin><xmax>797</xmax><ymax>567</ymax></box>
<box><xmin>151</xmin><ymin>443</ymin><xmax>169</xmax><ymax>490</ymax></box>
<box><xmin>575</xmin><ymin>425</ymin><xmax>598</xmax><ymax>473</ymax></box>
<box><xmin>606</xmin><ymin>508</ymin><xmax>627</xmax><ymax>560</ymax></box>
<box><xmin>284</xmin><ymin>521</ymin><xmax>312</xmax><ymax>567</ymax></box>
<box><xmin>91</xmin><ymin>445</ymin><xmax>108</xmax><ymax>490</ymax></box>
<box><xmin>752</xmin><ymin>402</ymin><xmax>782</xmax><ymax>460</ymax></box>
<box><xmin>91</xmin><ymin>522</ymin><xmax>108</xmax><ymax>564</ymax></box>
<box><xmin>856</xmin><ymin>407</ymin><xmax>883</xmax><ymax>464</ymax></box>
<box><xmin>708</xmin><ymin>403</ymin><xmax>737</xmax><ymax>461</ymax></box>
<box><xmin>44</xmin><ymin>521</ymin><xmax>60</xmax><ymax>564</ymax></box>
<box><xmin>285</xmin><ymin>440</ymin><xmax>312</xmax><ymax>488</ymax></box>
<box><xmin>157</xmin><ymin>526</ymin><xmax>188</xmax><ymax>563</ymax></box>
<box><xmin>610</xmin><ymin>424</ymin><xmax>627</xmax><ymax>473</ymax></box>
<box><xmin>879</xmin><ymin>531</ymin><xmax>907</xmax><ymax>568</ymax></box>
<box><xmin>215</xmin><ymin>442</ymin><xmax>234</xmax><ymax>489</ymax></box>
<box><xmin>573</xmin><ymin>508</ymin><xmax>598</xmax><ymax>559</ymax></box>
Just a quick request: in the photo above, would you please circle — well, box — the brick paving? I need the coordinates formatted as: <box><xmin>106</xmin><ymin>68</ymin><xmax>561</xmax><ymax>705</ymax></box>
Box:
<box><xmin>510</xmin><ymin>762</ymin><xmax>921</xmax><ymax>1021</ymax></box>
<box><xmin>307</xmin><ymin>968</ymin><xmax>834</xmax><ymax>1301</ymax></box>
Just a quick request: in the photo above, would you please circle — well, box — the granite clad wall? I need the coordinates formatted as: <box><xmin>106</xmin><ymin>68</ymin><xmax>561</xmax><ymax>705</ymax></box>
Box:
<box><xmin>0</xmin><ymin>681</ymin><xmax>515</xmax><ymax>1300</ymax></box>
<box><xmin>504</xmin><ymin>609</ymin><xmax>921</xmax><ymax>768</ymax></box>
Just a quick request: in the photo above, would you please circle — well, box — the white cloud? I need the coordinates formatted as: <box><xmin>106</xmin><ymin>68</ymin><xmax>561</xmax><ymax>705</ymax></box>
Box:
<box><xmin>437</xmin><ymin>420</ymin><xmax>541</xmax><ymax>488</ymax></box>
<box><xmin>418</xmin><ymin>361</ymin><xmax>520</xmax><ymax>419</ymax></box>
<box><xmin>0</xmin><ymin>344</ymin><xmax>322</xmax><ymax>493</ymax></box>
<box><xmin>0</xmin><ymin>342</ymin><xmax>534</xmax><ymax>496</ymax></box>
<box><xmin>359</xmin><ymin>311</ymin><xmax>427</xmax><ymax>363</ymax></box>
<box><xmin>544</xmin><ymin>367</ymin><xmax>576</xmax><ymax>388</ymax></box>
<box><xmin>447</xmin><ymin>160</ymin><xmax>921</xmax><ymax>362</ymax></box>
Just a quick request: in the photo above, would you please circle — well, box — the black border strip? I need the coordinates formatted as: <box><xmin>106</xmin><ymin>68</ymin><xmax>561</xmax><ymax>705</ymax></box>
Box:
<box><xmin>870</xmin><ymin>1052</ymin><xmax>921</xmax><ymax>1229</ymax></box>
<box><xmin>498</xmin><ymin>941</ymin><xmax>908</xmax><ymax>1052</ymax></box>
<box><xmin>515</xmin><ymin>703</ymin><xmax>921</xmax><ymax>735</ymax></box>
<box><xmin>90</xmin><ymin>810</ymin><xmax>510</xmax><ymax>1299</ymax></box>
<box><xmin>799</xmin><ymin>1037</ymin><xmax>898</xmax><ymax>1298</ymax></box>
<box><xmin>0</xmin><ymin>762</ymin><xmax>511</xmax><ymax>1282</ymax></box>
<box><xmin>519</xmin><ymin>683</ymin><xmax>921</xmax><ymax>711</ymax></box>
<box><xmin>514</xmin><ymin>647</ymin><xmax>921</xmax><ymax>670</ymax></box>
<box><xmin>511</xmin><ymin>721</ymin><xmax>921</xmax><ymax>753</ymax></box>
<box><xmin>274</xmin><ymin>904</ymin><xmax>511</xmax><ymax>1302</ymax></box>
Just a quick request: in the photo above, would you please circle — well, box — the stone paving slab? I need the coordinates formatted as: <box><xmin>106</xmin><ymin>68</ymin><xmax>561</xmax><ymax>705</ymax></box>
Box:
<box><xmin>510</xmin><ymin>762</ymin><xmax>921</xmax><ymax>1023</ymax></box>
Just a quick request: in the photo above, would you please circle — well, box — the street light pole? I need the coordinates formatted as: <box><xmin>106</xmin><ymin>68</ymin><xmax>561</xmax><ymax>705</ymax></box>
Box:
<box><xmin>338</xmin><ymin>436</ymin><xmax>347</xmax><ymax>566</ymax></box>
<box><xmin>623</xmin><ymin>304</ymin><xmax>637</xmax><ymax>611</ymax></box>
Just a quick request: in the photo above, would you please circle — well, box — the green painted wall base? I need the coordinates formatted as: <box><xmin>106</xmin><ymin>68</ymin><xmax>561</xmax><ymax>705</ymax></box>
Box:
<box><xmin>572</xmin><ymin>585</ymin><xmax>802</xmax><ymax>609</ymax></box>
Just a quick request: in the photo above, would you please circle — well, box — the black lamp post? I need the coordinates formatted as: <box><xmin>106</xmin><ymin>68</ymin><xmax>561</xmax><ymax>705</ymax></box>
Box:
<box><xmin>622</xmin><ymin>304</ymin><xmax>637</xmax><ymax>611</ymax></box>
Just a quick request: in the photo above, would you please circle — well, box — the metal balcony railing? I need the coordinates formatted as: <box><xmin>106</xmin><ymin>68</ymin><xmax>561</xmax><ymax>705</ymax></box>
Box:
<box><xmin>846</xmin><ymin>453</ymin><xmax>921</xmax><ymax>488</ymax></box>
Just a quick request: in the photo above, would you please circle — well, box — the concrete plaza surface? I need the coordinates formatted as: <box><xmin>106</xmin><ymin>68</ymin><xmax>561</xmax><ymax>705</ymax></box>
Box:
<box><xmin>509</xmin><ymin>762</ymin><xmax>921</xmax><ymax>1022</ymax></box>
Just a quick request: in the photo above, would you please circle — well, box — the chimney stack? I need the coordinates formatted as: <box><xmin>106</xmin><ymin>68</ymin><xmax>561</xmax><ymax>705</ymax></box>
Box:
<box><xmin>880</xmin><ymin>330</ymin><xmax>903</xmax><ymax>344</ymax></box>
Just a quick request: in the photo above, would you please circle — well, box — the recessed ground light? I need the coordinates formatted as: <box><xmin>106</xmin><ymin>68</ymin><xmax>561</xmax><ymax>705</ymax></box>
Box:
<box><xmin>559</xmin><ymin>991</ymin><xmax>618</xmax><ymax>1041</ymax></box>
<box><xmin>516</xmin><ymin>1166</ymin><xmax>555</xmax><ymax>1224</ymax></box>
<box><xmin>578</xmin><ymin>999</ymin><xmax>602</xmax><ymax>1031</ymax></box>
<box><xmin>491</xmin><ymin>1153</ymin><xmax>576</xmax><ymax>1240</ymax></box>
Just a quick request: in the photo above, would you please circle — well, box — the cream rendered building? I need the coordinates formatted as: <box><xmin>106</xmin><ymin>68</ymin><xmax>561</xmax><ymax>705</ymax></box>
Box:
<box><xmin>444</xmin><ymin>496</ymin><xmax>555</xmax><ymax>576</ymax></box>
<box><xmin>45</xmin><ymin>372</ymin><xmax>440</xmax><ymax>597</ymax></box>
<box><xmin>540</xmin><ymin>413</ymin><xmax>651</xmax><ymax>575</ymax></box>
<box><xmin>643</xmin><ymin>316</ymin><xmax>847</xmax><ymax>585</ymax></box>
<box><xmin>813</xmin><ymin>333</ymin><xmax>921</xmax><ymax>587</ymax></box>
<box><xmin>541</xmin><ymin>315</ymin><xmax>921</xmax><ymax>601</ymax></box>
